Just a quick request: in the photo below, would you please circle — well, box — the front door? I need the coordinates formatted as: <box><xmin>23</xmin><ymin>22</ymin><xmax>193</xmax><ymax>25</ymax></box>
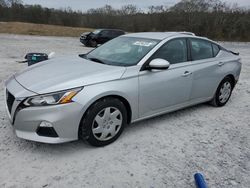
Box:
<box><xmin>98</xmin><ymin>30</ymin><xmax>110</xmax><ymax>44</ymax></box>
<box><xmin>139</xmin><ymin>38</ymin><xmax>193</xmax><ymax>118</ymax></box>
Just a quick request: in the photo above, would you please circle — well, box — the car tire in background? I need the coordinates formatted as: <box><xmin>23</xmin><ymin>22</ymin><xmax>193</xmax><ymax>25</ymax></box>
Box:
<box><xmin>211</xmin><ymin>76</ymin><xmax>234</xmax><ymax>107</ymax></box>
<box><xmin>79</xmin><ymin>97</ymin><xmax>127</xmax><ymax>147</ymax></box>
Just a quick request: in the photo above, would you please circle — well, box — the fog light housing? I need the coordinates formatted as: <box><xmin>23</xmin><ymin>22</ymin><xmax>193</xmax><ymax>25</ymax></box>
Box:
<box><xmin>36</xmin><ymin>121</ymin><xmax>58</xmax><ymax>138</ymax></box>
<box><xmin>39</xmin><ymin>121</ymin><xmax>53</xmax><ymax>127</ymax></box>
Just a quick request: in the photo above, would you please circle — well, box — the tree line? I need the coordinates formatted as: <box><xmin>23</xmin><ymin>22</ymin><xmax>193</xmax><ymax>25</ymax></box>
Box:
<box><xmin>0</xmin><ymin>0</ymin><xmax>250</xmax><ymax>41</ymax></box>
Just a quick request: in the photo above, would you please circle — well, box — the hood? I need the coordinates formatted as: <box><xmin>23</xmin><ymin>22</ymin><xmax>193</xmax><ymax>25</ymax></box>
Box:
<box><xmin>81</xmin><ymin>32</ymin><xmax>91</xmax><ymax>37</ymax></box>
<box><xmin>14</xmin><ymin>56</ymin><xmax>126</xmax><ymax>94</ymax></box>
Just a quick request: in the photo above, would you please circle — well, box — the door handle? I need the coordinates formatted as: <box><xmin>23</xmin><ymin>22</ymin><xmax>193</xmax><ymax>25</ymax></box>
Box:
<box><xmin>182</xmin><ymin>71</ymin><xmax>192</xmax><ymax>77</ymax></box>
<box><xmin>218</xmin><ymin>62</ymin><xmax>225</xmax><ymax>66</ymax></box>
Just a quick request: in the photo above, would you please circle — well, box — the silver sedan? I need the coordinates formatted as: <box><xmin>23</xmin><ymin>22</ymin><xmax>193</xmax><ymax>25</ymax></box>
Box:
<box><xmin>5</xmin><ymin>32</ymin><xmax>241</xmax><ymax>146</ymax></box>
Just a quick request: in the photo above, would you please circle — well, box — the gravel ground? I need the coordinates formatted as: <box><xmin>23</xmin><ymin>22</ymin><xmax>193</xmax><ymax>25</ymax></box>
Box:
<box><xmin>0</xmin><ymin>34</ymin><xmax>249</xmax><ymax>188</ymax></box>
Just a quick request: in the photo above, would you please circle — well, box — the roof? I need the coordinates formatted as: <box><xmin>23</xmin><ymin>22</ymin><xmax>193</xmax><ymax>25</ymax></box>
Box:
<box><xmin>124</xmin><ymin>32</ymin><xmax>195</xmax><ymax>40</ymax></box>
<box><xmin>97</xmin><ymin>28</ymin><xmax>124</xmax><ymax>32</ymax></box>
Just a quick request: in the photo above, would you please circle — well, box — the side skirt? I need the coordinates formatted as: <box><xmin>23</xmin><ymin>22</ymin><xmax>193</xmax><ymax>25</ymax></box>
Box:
<box><xmin>132</xmin><ymin>97</ymin><xmax>212</xmax><ymax>123</ymax></box>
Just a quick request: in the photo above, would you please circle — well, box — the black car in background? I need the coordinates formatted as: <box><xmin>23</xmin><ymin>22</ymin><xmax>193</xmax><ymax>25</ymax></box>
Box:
<box><xmin>80</xmin><ymin>29</ymin><xmax>125</xmax><ymax>47</ymax></box>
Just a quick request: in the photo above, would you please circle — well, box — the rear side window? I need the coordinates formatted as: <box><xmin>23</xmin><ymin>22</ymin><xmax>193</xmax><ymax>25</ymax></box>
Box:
<box><xmin>152</xmin><ymin>38</ymin><xmax>188</xmax><ymax>64</ymax></box>
<box><xmin>212</xmin><ymin>43</ymin><xmax>220</xmax><ymax>56</ymax></box>
<box><xmin>190</xmin><ymin>39</ymin><xmax>213</xmax><ymax>61</ymax></box>
<box><xmin>111</xmin><ymin>31</ymin><xmax>121</xmax><ymax>37</ymax></box>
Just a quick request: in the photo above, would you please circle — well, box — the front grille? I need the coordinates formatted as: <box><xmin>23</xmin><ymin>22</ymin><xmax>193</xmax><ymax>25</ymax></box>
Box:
<box><xmin>6</xmin><ymin>90</ymin><xmax>15</xmax><ymax>114</ymax></box>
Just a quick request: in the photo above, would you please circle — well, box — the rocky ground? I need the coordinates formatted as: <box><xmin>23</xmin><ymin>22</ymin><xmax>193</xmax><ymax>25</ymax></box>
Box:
<box><xmin>0</xmin><ymin>34</ymin><xmax>249</xmax><ymax>188</ymax></box>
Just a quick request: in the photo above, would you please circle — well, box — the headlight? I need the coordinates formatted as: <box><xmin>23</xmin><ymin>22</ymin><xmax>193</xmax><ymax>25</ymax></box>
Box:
<box><xmin>23</xmin><ymin>88</ymin><xmax>82</xmax><ymax>107</ymax></box>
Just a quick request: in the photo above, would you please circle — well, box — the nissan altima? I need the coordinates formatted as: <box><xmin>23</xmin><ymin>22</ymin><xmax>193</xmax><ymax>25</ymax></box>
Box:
<box><xmin>5</xmin><ymin>32</ymin><xmax>241</xmax><ymax>146</ymax></box>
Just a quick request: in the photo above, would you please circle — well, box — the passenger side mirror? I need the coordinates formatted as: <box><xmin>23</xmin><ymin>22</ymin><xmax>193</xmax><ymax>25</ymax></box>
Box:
<box><xmin>148</xmin><ymin>59</ymin><xmax>170</xmax><ymax>70</ymax></box>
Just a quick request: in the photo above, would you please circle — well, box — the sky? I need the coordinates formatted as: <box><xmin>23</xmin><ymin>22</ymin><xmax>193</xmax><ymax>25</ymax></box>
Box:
<box><xmin>21</xmin><ymin>0</ymin><xmax>250</xmax><ymax>12</ymax></box>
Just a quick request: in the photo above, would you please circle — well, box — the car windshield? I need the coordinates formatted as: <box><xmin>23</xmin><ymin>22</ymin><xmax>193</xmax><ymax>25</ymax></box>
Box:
<box><xmin>92</xmin><ymin>29</ymin><xmax>101</xmax><ymax>34</ymax></box>
<box><xmin>83</xmin><ymin>37</ymin><xmax>160</xmax><ymax>66</ymax></box>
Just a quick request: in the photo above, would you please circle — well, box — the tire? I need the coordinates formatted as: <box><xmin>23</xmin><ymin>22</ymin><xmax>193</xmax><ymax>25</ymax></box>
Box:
<box><xmin>210</xmin><ymin>77</ymin><xmax>234</xmax><ymax>107</ymax></box>
<box><xmin>79</xmin><ymin>97</ymin><xmax>127</xmax><ymax>147</ymax></box>
<box><xmin>89</xmin><ymin>40</ymin><xmax>97</xmax><ymax>47</ymax></box>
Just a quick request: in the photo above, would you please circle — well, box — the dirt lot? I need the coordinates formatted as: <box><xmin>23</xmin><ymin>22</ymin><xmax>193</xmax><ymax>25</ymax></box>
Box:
<box><xmin>0</xmin><ymin>22</ymin><xmax>93</xmax><ymax>37</ymax></box>
<box><xmin>0</xmin><ymin>34</ymin><xmax>249</xmax><ymax>188</ymax></box>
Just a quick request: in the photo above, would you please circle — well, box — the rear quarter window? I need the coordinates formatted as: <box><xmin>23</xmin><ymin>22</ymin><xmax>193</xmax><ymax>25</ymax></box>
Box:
<box><xmin>212</xmin><ymin>43</ymin><xmax>220</xmax><ymax>57</ymax></box>
<box><xmin>119</xmin><ymin>31</ymin><xmax>125</xmax><ymax>35</ymax></box>
<box><xmin>112</xmin><ymin>30</ymin><xmax>124</xmax><ymax>37</ymax></box>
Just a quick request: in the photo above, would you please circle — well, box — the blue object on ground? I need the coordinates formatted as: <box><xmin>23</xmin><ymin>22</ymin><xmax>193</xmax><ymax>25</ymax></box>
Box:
<box><xmin>194</xmin><ymin>173</ymin><xmax>208</xmax><ymax>188</ymax></box>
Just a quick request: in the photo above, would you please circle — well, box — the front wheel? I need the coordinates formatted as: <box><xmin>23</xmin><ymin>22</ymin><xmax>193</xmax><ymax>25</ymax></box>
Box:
<box><xmin>79</xmin><ymin>98</ymin><xmax>127</xmax><ymax>147</ymax></box>
<box><xmin>211</xmin><ymin>77</ymin><xmax>233</xmax><ymax>107</ymax></box>
<box><xmin>89</xmin><ymin>40</ymin><xmax>97</xmax><ymax>47</ymax></box>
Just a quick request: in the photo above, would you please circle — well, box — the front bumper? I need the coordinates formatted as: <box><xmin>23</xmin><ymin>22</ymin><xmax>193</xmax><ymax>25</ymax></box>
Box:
<box><xmin>13</xmin><ymin>102</ymin><xmax>83</xmax><ymax>143</ymax></box>
<box><xmin>80</xmin><ymin>37</ymin><xmax>88</xmax><ymax>45</ymax></box>
<box><xmin>5</xmin><ymin>78</ymin><xmax>84</xmax><ymax>144</ymax></box>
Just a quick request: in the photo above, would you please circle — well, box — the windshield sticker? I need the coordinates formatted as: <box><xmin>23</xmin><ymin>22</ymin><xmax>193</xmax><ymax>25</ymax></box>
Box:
<box><xmin>133</xmin><ymin>41</ymin><xmax>156</xmax><ymax>47</ymax></box>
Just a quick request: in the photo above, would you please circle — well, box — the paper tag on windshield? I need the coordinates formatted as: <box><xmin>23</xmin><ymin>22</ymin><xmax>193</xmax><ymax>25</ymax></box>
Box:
<box><xmin>133</xmin><ymin>41</ymin><xmax>156</xmax><ymax>47</ymax></box>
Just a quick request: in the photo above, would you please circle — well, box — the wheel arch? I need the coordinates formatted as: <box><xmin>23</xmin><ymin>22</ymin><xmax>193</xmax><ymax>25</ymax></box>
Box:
<box><xmin>225</xmin><ymin>74</ymin><xmax>236</xmax><ymax>88</ymax></box>
<box><xmin>78</xmin><ymin>94</ymin><xmax>132</xmax><ymax>137</ymax></box>
<box><xmin>210</xmin><ymin>74</ymin><xmax>236</xmax><ymax>107</ymax></box>
<box><xmin>214</xmin><ymin>74</ymin><xmax>236</xmax><ymax>95</ymax></box>
<box><xmin>105</xmin><ymin>95</ymin><xmax>132</xmax><ymax>124</ymax></box>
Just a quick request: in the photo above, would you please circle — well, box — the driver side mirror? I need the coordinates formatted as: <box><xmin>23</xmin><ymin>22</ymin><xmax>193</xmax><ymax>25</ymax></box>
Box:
<box><xmin>147</xmin><ymin>58</ymin><xmax>170</xmax><ymax>70</ymax></box>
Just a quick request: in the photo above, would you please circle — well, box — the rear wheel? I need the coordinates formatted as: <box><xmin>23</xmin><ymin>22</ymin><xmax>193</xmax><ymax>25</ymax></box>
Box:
<box><xmin>79</xmin><ymin>98</ymin><xmax>127</xmax><ymax>147</ymax></box>
<box><xmin>211</xmin><ymin>77</ymin><xmax>233</xmax><ymax>107</ymax></box>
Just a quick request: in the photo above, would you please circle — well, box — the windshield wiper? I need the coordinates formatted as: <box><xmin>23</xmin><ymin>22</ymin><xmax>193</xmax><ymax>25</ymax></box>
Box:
<box><xmin>79</xmin><ymin>54</ymin><xmax>106</xmax><ymax>64</ymax></box>
<box><xmin>88</xmin><ymin>57</ymin><xmax>105</xmax><ymax>64</ymax></box>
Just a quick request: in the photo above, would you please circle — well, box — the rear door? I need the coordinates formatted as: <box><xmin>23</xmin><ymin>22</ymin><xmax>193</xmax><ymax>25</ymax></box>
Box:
<box><xmin>139</xmin><ymin>38</ymin><xmax>193</xmax><ymax>118</ymax></box>
<box><xmin>111</xmin><ymin>31</ymin><xmax>120</xmax><ymax>38</ymax></box>
<box><xmin>98</xmin><ymin>30</ymin><xmax>110</xmax><ymax>43</ymax></box>
<box><xmin>188</xmin><ymin>38</ymin><xmax>222</xmax><ymax>100</ymax></box>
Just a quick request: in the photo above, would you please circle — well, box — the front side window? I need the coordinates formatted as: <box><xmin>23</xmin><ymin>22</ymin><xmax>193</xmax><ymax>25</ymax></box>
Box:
<box><xmin>84</xmin><ymin>37</ymin><xmax>159</xmax><ymax>66</ymax></box>
<box><xmin>100</xmin><ymin>30</ymin><xmax>110</xmax><ymax>37</ymax></box>
<box><xmin>190</xmin><ymin>38</ymin><xmax>213</xmax><ymax>61</ymax></box>
<box><xmin>152</xmin><ymin>38</ymin><xmax>188</xmax><ymax>64</ymax></box>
